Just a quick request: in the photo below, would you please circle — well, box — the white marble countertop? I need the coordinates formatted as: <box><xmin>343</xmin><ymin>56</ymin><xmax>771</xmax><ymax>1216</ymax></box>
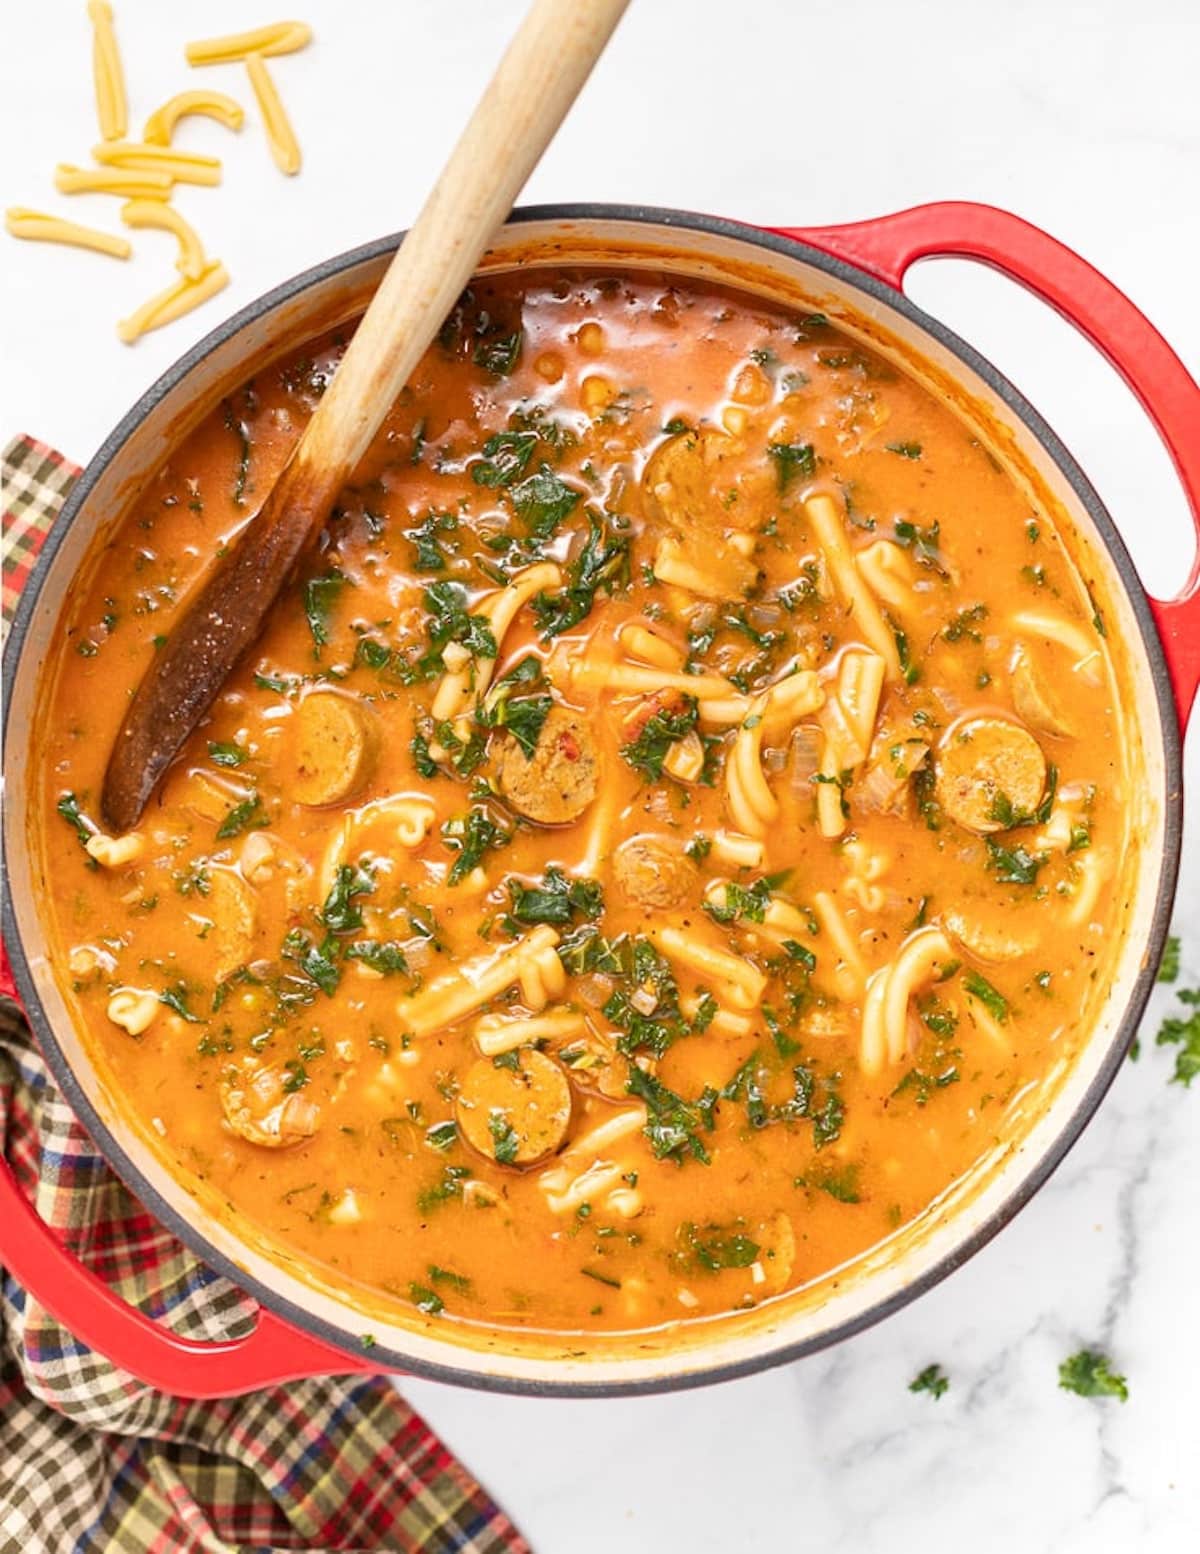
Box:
<box><xmin>4</xmin><ymin>2</ymin><xmax>1198</xmax><ymax>1549</ymax></box>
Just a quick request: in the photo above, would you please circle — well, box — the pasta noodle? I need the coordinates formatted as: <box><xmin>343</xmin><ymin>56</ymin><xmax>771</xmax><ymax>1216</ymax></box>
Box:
<box><xmin>549</xmin><ymin>649</ymin><xmax>735</xmax><ymax>701</ymax></box>
<box><xmin>55</xmin><ymin>164</ymin><xmax>173</xmax><ymax>199</ymax></box>
<box><xmin>4</xmin><ymin>208</ymin><xmax>131</xmax><ymax>259</ymax></box>
<box><xmin>811</xmin><ymin>889</ymin><xmax>867</xmax><ymax>999</ymax></box>
<box><xmin>856</xmin><ymin>540</ymin><xmax>916</xmax><ymax>616</ymax></box>
<box><xmin>474</xmin><ymin>1008</ymin><xmax>586</xmax><ymax>1056</ymax></box>
<box><xmin>397</xmin><ymin>926</ymin><xmax>563</xmax><ymax>1037</ymax></box>
<box><xmin>814</xmin><ymin>649</ymin><xmax>886</xmax><ymax>839</ymax></box>
<box><xmin>803</xmin><ymin>492</ymin><xmax>902</xmax><ymax>677</ymax></box>
<box><xmin>93</xmin><ymin>141</ymin><xmax>222</xmax><ymax>187</ymax></box>
<box><xmin>143</xmin><ymin>90</ymin><xmax>246</xmax><ymax>145</ymax></box>
<box><xmin>711</xmin><ymin>830</ymin><xmax>764</xmax><ymax>869</ymax></box>
<box><xmin>245</xmin><ymin>53</ymin><xmax>302</xmax><ymax>177</ymax></box>
<box><xmin>725</xmin><ymin>670</ymin><xmax>824</xmax><ymax>836</ymax></box>
<box><xmin>432</xmin><ymin>561</ymin><xmax>561</xmax><ymax>722</ymax></box>
<box><xmin>619</xmin><ymin>622</ymin><xmax>686</xmax><ymax>672</ymax></box>
<box><xmin>860</xmin><ymin>927</ymin><xmax>956</xmax><ymax>1076</ymax></box>
<box><xmin>184</xmin><ymin>21</ymin><xmax>313</xmax><ymax>65</ymax></box>
<box><xmin>120</xmin><ymin>199</ymin><xmax>207</xmax><ymax>280</ymax></box>
<box><xmin>653</xmin><ymin>535</ymin><xmax>755</xmax><ymax>600</ymax></box>
<box><xmin>117</xmin><ymin>259</ymin><xmax>229</xmax><ymax>343</ymax></box>
<box><xmin>88</xmin><ymin>0</ymin><xmax>127</xmax><ymax>142</ymax></box>
<box><xmin>318</xmin><ymin>792</ymin><xmax>437</xmax><ymax>895</ymax></box>
<box><xmin>653</xmin><ymin>925</ymin><xmax>767</xmax><ymax>1009</ymax></box>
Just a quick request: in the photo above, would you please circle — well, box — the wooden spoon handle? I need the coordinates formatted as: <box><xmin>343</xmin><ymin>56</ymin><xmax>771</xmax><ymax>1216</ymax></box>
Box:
<box><xmin>102</xmin><ymin>0</ymin><xmax>628</xmax><ymax>831</ymax></box>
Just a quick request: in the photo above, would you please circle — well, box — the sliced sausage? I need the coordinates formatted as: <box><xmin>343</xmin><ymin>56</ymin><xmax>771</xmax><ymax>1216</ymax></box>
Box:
<box><xmin>206</xmin><ymin>866</ymin><xmax>258</xmax><ymax>982</ymax></box>
<box><xmin>643</xmin><ymin>427</ymin><xmax>741</xmax><ymax>534</ymax></box>
<box><xmin>934</xmin><ymin>715</ymin><xmax>1046</xmax><ymax>835</ymax></box>
<box><xmin>613</xmin><ymin>834</ymin><xmax>698</xmax><ymax>909</ymax></box>
<box><xmin>455</xmin><ymin>1049</ymin><xmax>572</xmax><ymax>1167</ymax></box>
<box><xmin>1011</xmin><ymin>649</ymin><xmax>1076</xmax><ymax>738</ymax></box>
<box><xmin>494</xmin><ymin>705</ymin><xmax>599</xmax><ymax>825</ymax></box>
<box><xmin>293</xmin><ymin>691</ymin><xmax>375</xmax><ymax>807</ymax></box>
<box><xmin>220</xmin><ymin>1061</ymin><xmax>321</xmax><ymax>1148</ymax></box>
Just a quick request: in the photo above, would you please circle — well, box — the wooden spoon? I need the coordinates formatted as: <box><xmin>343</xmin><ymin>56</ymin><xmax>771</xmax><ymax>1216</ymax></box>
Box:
<box><xmin>101</xmin><ymin>0</ymin><xmax>629</xmax><ymax>833</ymax></box>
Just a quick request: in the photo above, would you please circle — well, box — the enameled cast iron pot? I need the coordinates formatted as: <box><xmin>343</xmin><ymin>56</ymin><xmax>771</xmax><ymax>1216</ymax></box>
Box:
<box><xmin>3</xmin><ymin>202</ymin><xmax>1199</xmax><ymax>1399</ymax></box>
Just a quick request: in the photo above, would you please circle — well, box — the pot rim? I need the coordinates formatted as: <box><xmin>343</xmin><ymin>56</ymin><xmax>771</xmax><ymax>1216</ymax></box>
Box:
<box><xmin>1</xmin><ymin>202</ymin><xmax>1182</xmax><ymax>1396</ymax></box>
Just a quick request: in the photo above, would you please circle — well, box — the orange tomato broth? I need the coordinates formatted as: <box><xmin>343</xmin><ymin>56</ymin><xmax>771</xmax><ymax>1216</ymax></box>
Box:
<box><xmin>36</xmin><ymin>267</ymin><xmax>1131</xmax><ymax>1337</ymax></box>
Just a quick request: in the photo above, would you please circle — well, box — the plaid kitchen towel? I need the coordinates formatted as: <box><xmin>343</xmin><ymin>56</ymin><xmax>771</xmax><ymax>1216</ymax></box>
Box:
<box><xmin>0</xmin><ymin>435</ymin><xmax>530</xmax><ymax>1554</ymax></box>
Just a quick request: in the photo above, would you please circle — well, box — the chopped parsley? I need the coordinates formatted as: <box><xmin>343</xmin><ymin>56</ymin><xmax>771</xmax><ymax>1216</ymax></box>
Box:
<box><xmin>677</xmin><ymin>1222</ymin><xmax>760</xmax><ymax>1272</ymax></box>
<box><xmin>985</xmin><ymin>837</ymin><xmax>1047</xmax><ymax>885</ymax></box>
<box><xmin>767</xmin><ymin>440</ymin><xmax>816</xmax><ymax>491</ymax></box>
<box><xmin>963</xmin><ymin>969</ymin><xmax>1010</xmax><ymax>1023</ymax></box>
<box><xmin>909</xmin><ymin>1363</ymin><xmax>949</xmax><ymax>1399</ymax></box>
<box><xmin>886</xmin><ymin>441</ymin><xmax>923</xmax><ymax>460</ymax></box>
<box><xmin>471</xmin><ymin>430</ymin><xmax>537</xmax><ymax>488</ymax></box>
<box><xmin>510</xmin><ymin>465</ymin><xmax>580</xmax><ymax>538</ymax></box>
<box><xmin>207</xmin><ymin>740</ymin><xmax>248</xmax><ymax>768</ymax></box>
<box><xmin>473</xmin><ymin>328</ymin><xmax>523</xmax><ymax>376</ymax></box>
<box><xmin>487</xmin><ymin>1109</ymin><xmax>519</xmax><ymax>1165</ymax></box>
<box><xmin>56</xmin><ymin>791</ymin><xmax>96</xmax><ymax>852</ymax></box>
<box><xmin>1154</xmin><ymin>986</ymin><xmax>1200</xmax><ymax>1086</ymax></box>
<box><xmin>1157</xmin><ymin>935</ymin><xmax>1181</xmax><ymax>984</ymax></box>
<box><xmin>1058</xmin><ymin>1350</ymin><xmax>1128</xmax><ymax>1401</ymax></box>
<box><xmin>345</xmin><ymin>939</ymin><xmax>409</xmax><ymax>975</ymax></box>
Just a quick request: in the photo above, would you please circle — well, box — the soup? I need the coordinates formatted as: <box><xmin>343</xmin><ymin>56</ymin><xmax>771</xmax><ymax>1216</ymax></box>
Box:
<box><xmin>36</xmin><ymin>268</ymin><xmax>1130</xmax><ymax>1337</ymax></box>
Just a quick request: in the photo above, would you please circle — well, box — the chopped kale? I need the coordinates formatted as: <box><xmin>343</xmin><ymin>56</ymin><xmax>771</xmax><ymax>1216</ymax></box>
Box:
<box><xmin>56</xmin><ymin>791</ymin><xmax>96</xmax><ymax>852</ymax></box>
<box><xmin>531</xmin><ymin>514</ymin><xmax>631</xmax><ymax>637</ymax></box>
<box><xmin>506</xmin><ymin>866</ymin><xmax>604</xmax><ymax>928</ymax></box>
<box><xmin>1155</xmin><ymin>987</ymin><xmax>1200</xmax><ymax>1086</ymax></box>
<box><xmin>320</xmin><ymin>864</ymin><xmax>375</xmax><ymax>934</ymax></box>
<box><xmin>405</xmin><ymin>509</ymin><xmax>459</xmax><ymax>572</ymax></box>
<box><xmin>678</xmin><ymin>1222</ymin><xmax>760</xmax><ymax>1272</ymax></box>
<box><xmin>1157</xmin><ymin>935</ymin><xmax>1181</xmax><ymax>984</ymax></box>
<box><xmin>442</xmin><ymin>807</ymin><xmax>509</xmax><ymax>885</ymax></box>
<box><xmin>962</xmin><ymin>969</ymin><xmax>1010</xmax><ymax>1023</ymax></box>
<box><xmin>620</xmin><ymin>695</ymin><xmax>698</xmax><ymax>782</ymax></box>
<box><xmin>421</xmin><ymin>580</ymin><xmax>498</xmax><ymax>673</ymax></box>
<box><xmin>473</xmin><ymin>329</ymin><xmax>523</xmax><ymax>376</ymax></box>
<box><xmin>768</xmin><ymin>440</ymin><xmax>816</xmax><ymax>492</ymax></box>
<box><xmin>487</xmin><ymin>1109</ymin><xmax>519</xmax><ymax>1165</ymax></box>
<box><xmin>207</xmin><ymin>740</ymin><xmax>248</xmax><ymax>768</ymax></box>
<box><xmin>985</xmin><ymin>837</ymin><xmax>1047</xmax><ymax>885</ymax></box>
<box><xmin>416</xmin><ymin>1163</ymin><xmax>472</xmax><ymax>1215</ymax></box>
<box><xmin>510</xmin><ymin>465</ymin><xmax>580</xmax><ymax>538</ymax></box>
<box><xmin>626</xmin><ymin>1065</ymin><xmax>715</xmax><ymax>1164</ymax></box>
<box><xmin>886</xmin><ymin>442</ymin><xmax>923</xmax><ymax>460</ymax></box>
<box><xmin>942</xmin><ymin>603</ymin><xmax>988</xmax><ymax>643</ymax></box>
<box><xmin>408</xmin><ymin>1282</ymin><xmax>445</xmax><ymax>1316</ymax></box>
<box><xmin>303</xmin><ymin>570</ymin><xmax>345</xmax><ymax>651</ymax></box>
<box><xmin>159</xmin><ymin>983</ymin><xmax>202</xmax><ymax>1023</ymax></box>
<box><xmin>345</xmin><ymin>939</ymin><xmax>409</xmax><ymax>975</ymax></box>
<box><xmin>471</xmin><ymin>430</ymin><xmax>537</xmax><ymax>488</ymax></box>
<box><xmin>215</xmin><ymin>794</ymin><xmax>268</xmax><ymax>840</ymax></box>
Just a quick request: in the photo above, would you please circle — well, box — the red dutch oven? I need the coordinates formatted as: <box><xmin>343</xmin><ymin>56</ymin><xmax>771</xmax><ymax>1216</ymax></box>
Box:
<box><xmin>3</xmin><ymin>201</ymin><xmax>1198</xmax><ymax>1398</ymax></box>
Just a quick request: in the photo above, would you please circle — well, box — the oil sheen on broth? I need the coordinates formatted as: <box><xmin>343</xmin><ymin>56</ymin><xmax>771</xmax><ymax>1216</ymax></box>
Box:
<box><xmin>39</xmin><ymin>270</ymin><xmax>1128</xmax><ymax>1335</ymax></box>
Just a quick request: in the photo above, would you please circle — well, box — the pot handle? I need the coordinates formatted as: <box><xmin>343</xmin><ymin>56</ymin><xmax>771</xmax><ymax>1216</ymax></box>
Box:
<box><xmin>0</xmin><ymin>944</ymin><xmax>378</xmax><ymax>1398</ymax></box>
<box><xmin>771</xmin><ymin>201</ymin><xmax>1200</xmax><ymax>731</ymax></box>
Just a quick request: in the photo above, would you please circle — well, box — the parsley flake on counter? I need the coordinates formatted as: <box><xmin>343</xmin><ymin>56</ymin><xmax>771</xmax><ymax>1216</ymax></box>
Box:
<box><xmin>1058</xmin><ymin>1350</ymin><xmax>1128</xmax><ymax>1401</ymax></box>
<box><xmin>909</xmin><ymin>1363</ymin><xmax>949</xmax><ymax>1400</ymax></box>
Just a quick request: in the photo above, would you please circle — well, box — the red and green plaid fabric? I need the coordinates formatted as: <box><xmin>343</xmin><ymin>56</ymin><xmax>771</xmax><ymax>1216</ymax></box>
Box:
<box><xmin>1</xmin><ymin>434</ymin><xmax>530</xmax><ymax>1554</ymax></box>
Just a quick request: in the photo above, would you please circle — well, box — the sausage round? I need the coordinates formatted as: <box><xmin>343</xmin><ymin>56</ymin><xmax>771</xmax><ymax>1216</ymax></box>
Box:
<box><xmin>494</xmin><ymin>705</ymin><xmax>599</xmax><ymax>824</ymax></box>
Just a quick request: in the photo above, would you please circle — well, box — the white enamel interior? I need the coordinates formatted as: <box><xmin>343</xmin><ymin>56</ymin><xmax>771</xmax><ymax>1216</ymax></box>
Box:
<box><xmin>1</xmin><ymin>214</ymin><xmax>1173</xmax><ymax>1392</ymax></box>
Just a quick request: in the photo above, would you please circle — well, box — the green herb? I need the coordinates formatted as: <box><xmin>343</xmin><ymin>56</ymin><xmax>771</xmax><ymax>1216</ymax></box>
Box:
<box><xmin>1155</xmin><ymin>987</ymin><xmax>1200</xmax><ymax>1086</ymax></box>
<box><xmin>408</xmin><ymin>1281</ymin><xmax>445</xmax><ymax>1316</ymax></box>
<box><xmin>685</xmin><ymin>834</ymin><xmax>712</xmax><ymax>862</ymax></box>
<box><xmin>405</xmin><ymin>509</ymin><xmax>459</xmax><ymax>572</ymax></box>
<box><xmin>782</xmin><ymin>939</ymin><xmax>817</xmax><ymax>973</ymax></box>
<box><xmin>1088</xmin><ymin>588</ymin><xmax>1107</xmax><ymax>638</ymax></box>
<box><xmin>216</xmin><ymin>794</ymin><xmax>268</xmax><ymax>840</ymax></box>
<box><xmin>487</xmin><ymin>1109</ymin><xmax>520</xmax><ymax>1165</ymax></box>
<box><xmin>477</xmin><ymin>656</ymin><xmax>552</xmax><ymax>757</ymax></box>
<box><xmin>1158</xmin><ymin>935</ymin><xmax>1181</xmax><ymax>984</ymax></box>
<box><xmin>704</xmin><ymin>877</ymin><xmax>773</xmax><ymax>925</ymax></box>
<box><xmin>56</xmin><ymin>791</ymin><xmax>95</xmax><ymax>852</ymax></box>
<box><xmin>767</xmin><ymin>441</ymin><xmax>816</xmax><ymax>491</ymax></box>
<box><xmin>428</xmin><ymin>1263</ymin><xmax>472</xmax><ymax>1293</ymax></box>
<box><xmin>473</xmin><ymin>328</ymin><xmax>523</xmax><ymax>376</ymax></box>
<box><xmin>985</xmin><ymin>837</ymin><xmax>1047</xmax><ymax>885</ymax></box>
<box><xmin>471</xmin><ymin>430</ymin><xmax>537</xmax><ymax>488</ymax></box>
<box><xmin>510</xmin><ymin>465</ymin><xmax>580</xmax><ymax>538</ymax></box>
<box><xmin>893</xmin><ymin>518</ymin><xmax>943</xmax><ymax>569</ymax></box>
<box><xmin>892</xmin><ymin>623</ymin><xmax>919</xmax><ymax>685</ymax></box>
<box><xmin>913</xmin><ymin>766</ymin><xmax>942</xmax><ymax>831</ymax></box>
<box><xmin>556</xmin><ymin>924</ymin><xmax>627</xmax><ymax>977</ymax></box>
<box><xmin>425</xmin><ymin>1120</ymin><xmax>459</xmax><ymax>1152</ymax></box>
<box><xmin>411</xmin><ymin>733</ymin><xmax>439</xmax><ymax>779</ymax></box>
<box><xmin>1026</xmin><ymin>520</ymin><xmax>1040</xmax><ymax>542</ymax></box>
<box><xmin>1021</xmin><ymin>563</ymin><xmax>1047</xmax><ymax>588</ymax></box>
<box><xmin>222</xmin><ymin>399</ymin><xmax>251</xmax><ymax>506</ymax></box>
<box><xmin>963</xmin><ymin>969</ymin><xmax>1010</xmax><ymax>1023</ymax></box>
<box><xmin>506</xmin><ymin>865</ymin><xmax>604</xmax><ymax>928</ymax></box>
<box><xmin>800</xmin><ymin>1163</ymin><xmax>861</xmax><ymax>1204</ymax></box>
<box><xmin>942</xmin><ymin>603</ymin><xmax>988</xmax><ymax>643</ymax></box>
<box><xmin>303</xmin><ymin>570</ymin><xmax>345</xmax><ymax>651</ymax></box>
<box><xmin>531</xmin><ymin>514</ymin><xmax>631</xmax><ymax>637</ymax></box>
<box><xmin>422</xmin><ymin>580</ymin><xmax>498</xmax><ymax>672</ymax></box>
<box><xmin>678</xmin><ymin>1222</ymin><xmax>759</xmax><ymax>1272</ymax></box>
<box><xmin>281</xmin><ymin>927</ymin><xmax>341</xmax><ymax>997</ymax></box>
<box><xmin>627</xmin><ymin>1065</ymin><xmax>715</xmax><ymax>1165</ymax></box>
<box><xmin>621</xmin><ymin>696</ymin><xmax>698</xmax><ymax>782</ymax></box>
<box><xmin>1058</xmin><ymin>1350</ymin><xmax>1128</xmax><ymax>1401</ymax></box>
<box><xmin>207</xmin><ymin>740</ymin><xmax>247</xmax><ymax>768</ymax></box>
<box><xmin>918</xmin><ymin>995</ymin><xmax>959</xmax><ymax>1038</ymax></box>
<box><xmin>345</xmin><ymin>939</ymin><xmax>409</xmax><ymax>975</ymax></box>
<box><xmin>886</xmin><ymin>441</ymin><xmax>923</xmax><ymax>460</ymax></box>
<box><xmin>253</xmin><ymin>670</ymin><xmax>302</xmax><ymax>695</ymax></box>
<box><xmin>416</xmin><ymin>1163</ymin><xmax>471</xmax><ymax>1214</ymax></box>
<box><xmin>321</xmin><ymin>864</ymin><xmax>374</xmax><ymax>933</ymax></box>
<box><xmin>1067</xmin><ymin>821</ymin><xmax>1091</xmax><ymax>853</ymax></box>
<box><xmin>909</xmin><ymin>1363</ymin><xmax>949</xmax><ymax>1400</ymax></box>
<box><xmin>159</xmin><ymin>983</ymin><xmax>202</xmax><ymax>1023</ymax></box>
<box><xmin>442</xmin><ymin>807</ymin><xmax>509</xmax><ymax>885</ymax></box>
<box><xmin>604</xmin><ymin>939</ymin><xmax>687</xmax><ymax>1059</ymax></box>
<box><xmin>580</xmin><ymin>1265</ymin><xmax>621</xmax><ymax>1290</ymax></box>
